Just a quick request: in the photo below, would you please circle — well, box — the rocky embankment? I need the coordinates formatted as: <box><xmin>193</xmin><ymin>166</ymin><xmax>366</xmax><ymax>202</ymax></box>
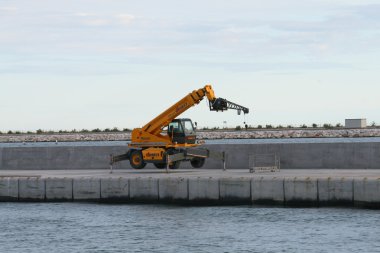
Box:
<box><xmin>1</xmin><ymin>129</ymin><xmax>380</xmax><ymax>143</ymax></box>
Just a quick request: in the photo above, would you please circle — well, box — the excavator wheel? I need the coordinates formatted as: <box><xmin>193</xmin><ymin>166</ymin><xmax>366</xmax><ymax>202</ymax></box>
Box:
<box><xmin>190</xmin><ymin>157</ymin><xmax>206</xmax><ymax>168</ymax></box>
<box><xmin>154</xmin><ymin>163</ymin><xmax>167</xmax><ymax>169</ymax></box>
<box><xmin>130</xmin><ymin>150</ymin><xmax>146</xmax><ymax>169</ymax></box>
<box><xmin>169</xmin><ymin>161</ymin><xmax>181</xmax><ymax>169</ymax></box>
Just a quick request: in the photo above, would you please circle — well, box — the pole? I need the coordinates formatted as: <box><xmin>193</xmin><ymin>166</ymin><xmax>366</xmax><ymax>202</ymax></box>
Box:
<box><xmin>166</xmin><ymin>154</ymin><xmax>169</xmax><ymax>174</ymax></box>
<box><xmin>223</xmin><ymin>151</ymin><xmax>226</xmax><ymax>171</ymax></box>
<box><xmin>109</xmin><ymin>154</ymin><xmax>113</xmax><ymax>174</ymax></box>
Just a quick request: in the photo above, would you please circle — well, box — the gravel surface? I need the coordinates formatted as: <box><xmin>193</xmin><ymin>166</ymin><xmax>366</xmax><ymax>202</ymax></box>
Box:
<box><xmin>1</xmin><ymin>128</ymin><xmax>380</xmax><ymax>143</ymax></box>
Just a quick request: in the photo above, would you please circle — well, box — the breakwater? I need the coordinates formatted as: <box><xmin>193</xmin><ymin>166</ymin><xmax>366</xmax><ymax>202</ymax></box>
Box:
<box><xmin>0</xmin><ymin>140</ymin><xmax>379</xmax><ymax>170</ymax></box>
<box><xmin>0</xmin><ymin>169</ymin><xmax>379</xmax><ymax>208</ymax></box>
<box><xmin>1</xmin><ymin>128</ymin><xmax>380</xmax><ymax>143</ymax></box>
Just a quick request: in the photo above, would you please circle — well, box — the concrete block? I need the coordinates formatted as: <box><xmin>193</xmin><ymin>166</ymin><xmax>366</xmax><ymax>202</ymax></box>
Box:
<box><xmin>46</xmin><ymin>147</ymin><xmax>72</xmax><ymax>170</ymax></box>
<box><xmin>188</xmin><ymin>177</ymin><xmax>219</xmax><ymax>203</ymax></box>
<box><xmin>2</xmin><ymin>147</ymin><xmax>49</xmax><ymax>170</ymax></box>
<box><xmin>130</xmin><ymin>177</ymin><xmax>158</xmax><ymax>201</ymax></box>
<box><xmin>354</xmin><ymin>178</ymin><xmax>380</xmax><ymax>207</ymax></box>
<box><xmin>0</xmin><ymin>145</ymin><xmax>129</xmax><ymax>170</ymax></box>
<box><xmin>284</xmin><ymin>177</ymin><xmax>318</xmax><ymax>205</ymax></box>
<box><xmin>19</xmin><ymin>177</ymin><xmax>45</xmax><ymax>200</ymax></box>
<box><xmin>318</xmin><ymin>178</ymin><xmax>353</xmax><ymax>205</ymax></box>
<box><xmin>73</xmin><ymin>178</ymin><xmax>100</xmax><ymax>200</ymax></box>
<box><xmin>251</xmin><ymin>177</ymin><xmax>284</xmax><ymax>204</ymax></box>
<box><xmin>68</xmin><ymin>146</ymin><xmax>118</xmax><ymax>170</ymax></box>
<box><xmin>101</xmin><ymin>177</ymin><xmax>129</xmax><ymax>200</ymax></box>
<box><xmin>159</xmin><ymin>177</ymin><xmax>188</xmax><ymax>202</ymax></box>
<box><xmin>45</xmin><ymin>178</ymin><xmax>73</xmax><ymax>201</ymax></box>
<box><xmin>219</xmin><ymin>177</ymin><xmax>251</xmax><ymax>203</ymax></box>
<box><xmin>0</xmin><ymin>177</ymin><xmax>18</xmax><ymax>201</ymax></box>
<box><xmin>0</xmin><ymin>147</ymin><xmax>3</xmax><ymax>169</ymax></box>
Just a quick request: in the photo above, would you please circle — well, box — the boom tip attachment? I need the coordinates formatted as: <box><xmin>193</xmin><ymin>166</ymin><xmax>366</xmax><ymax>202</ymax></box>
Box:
<box><xmin>209</xmin><ymin>97</ymin><xmax>249</xmax><ymax>115</ymax></box>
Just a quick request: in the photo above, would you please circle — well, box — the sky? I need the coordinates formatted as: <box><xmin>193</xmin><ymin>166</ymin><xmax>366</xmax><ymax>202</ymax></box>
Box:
<box><xmin>0</xmin><ymin>0</ymin><xmax>379</xmax><ymax>131</ymax></box>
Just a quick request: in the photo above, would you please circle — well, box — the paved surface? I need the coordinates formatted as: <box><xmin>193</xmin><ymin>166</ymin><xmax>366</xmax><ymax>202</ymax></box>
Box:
<box><xmin>0</xmin><ymin>169</ymin><xmax>379</xmax><ymax>179</ymax></box>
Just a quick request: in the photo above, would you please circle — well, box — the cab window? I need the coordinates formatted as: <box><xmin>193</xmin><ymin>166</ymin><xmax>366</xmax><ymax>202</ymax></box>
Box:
<box><xmin>168</xmin><ymin>121</ymin><xmax>183</xmax><ymax>134</ymax></box>
<box><xmin>183</xmin><ymin>120</ymin><xmax>195</xmax><ymax>134</ymax></box>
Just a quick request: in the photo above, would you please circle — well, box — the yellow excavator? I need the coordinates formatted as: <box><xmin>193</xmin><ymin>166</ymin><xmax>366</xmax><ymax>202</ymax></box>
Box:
<box><xmin>111</xmin><ymin>84</ymin><xmax>249</xmax><ymax>169</ymax></box>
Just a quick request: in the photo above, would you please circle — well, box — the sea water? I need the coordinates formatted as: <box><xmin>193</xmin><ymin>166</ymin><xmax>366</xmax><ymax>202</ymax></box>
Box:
<box><xmin>0</xmin><ymin>203</ymin><xmax>379</xmax><ymax>253</ymax></box>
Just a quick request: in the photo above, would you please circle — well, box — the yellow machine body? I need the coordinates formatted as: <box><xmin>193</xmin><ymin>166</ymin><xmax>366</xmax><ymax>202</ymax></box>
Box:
<box><xmin>110</xmin><ymin>83</ymin><xmax>249</xmax><ymax>170</ymax></box>
<box><xmin>142</xmin><ymin>147</ymin><xmax>166</xmax><ymax>161</ymax></box>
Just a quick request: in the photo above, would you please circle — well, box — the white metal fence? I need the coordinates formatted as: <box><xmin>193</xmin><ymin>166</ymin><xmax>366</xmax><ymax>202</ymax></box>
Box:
<box><xmin>249</xmin><ymin>153</ymin><xmax>280</xmax><ymax>173</ymax></box>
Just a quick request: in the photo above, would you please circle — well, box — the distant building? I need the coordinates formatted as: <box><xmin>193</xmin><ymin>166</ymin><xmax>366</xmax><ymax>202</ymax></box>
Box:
<box><xmin>345</xmin><ymin>119</ymin><xmax>367</xmax><ymax>128</ymax></box>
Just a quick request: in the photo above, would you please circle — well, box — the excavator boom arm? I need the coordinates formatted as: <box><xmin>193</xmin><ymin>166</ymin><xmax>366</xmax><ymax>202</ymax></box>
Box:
<box><xmin>142</xmin><ymin>84</ymin><xmax>248</xmax><ymax>135</ymax></box>
<box><xmin>142</xmin><ymin>85</ymin><xmax>214</xmax><ymax>135</ymax></box>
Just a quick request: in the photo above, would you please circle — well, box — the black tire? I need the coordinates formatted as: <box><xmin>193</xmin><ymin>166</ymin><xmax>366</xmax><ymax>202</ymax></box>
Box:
<box><xmin>190</xmin><ymin>158</ymin><xmax>206</xmax><ymax>168</ymax></box>
<box><xmin>154</xmin><ymin>163</ymin><xmax>167</xmax><ymax>169</ymax></box>
<box><xmin>129</xmin><ymin>150</ymin><xmax>146</xmax><ymax>169</ymax></box>
<box><xmin>169</xmin><ymin>161</ymin><xmax>181</xmax><ymax>169</ymax></box>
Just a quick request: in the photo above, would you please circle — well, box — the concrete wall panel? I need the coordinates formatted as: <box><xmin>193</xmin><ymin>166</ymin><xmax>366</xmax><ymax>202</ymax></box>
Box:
<box><xmin>188</xmin><ymin>177</ymin><xmax>219</xmax><ymax>203</ymax></box>
<box><xmin>45</xmin><ymin>148</ymin><xmax>72</xmax><ymax>170</ymax></box>
<box><xmin>284</xmin><ymin>177</ymin><xmax>318</xmax><ymax>205</ymax></box>
<box><xmin>195</xmin><ymin>144</ymin><xmax>281</xmax><ymax>170</ymax></box>
<box><xmin>368</xmin><ymin>144</ymin><xmax>380</xmax><ymax>169</ymax></box>
<box><xmin>130</xmin><ymin>177</ymin><xmax>159</xmax><ymax>201</ymax></box>
<box><xmin>73</xmin><ymin>178</ymin><xmax>100</xmax><ymax>200</ymax></box>
<box><xmin>2</xmin><ymin>148</ymin><xmax>49</xmax><ymax>169</ymax></box>
<box><xmin>45</xmin><ymin>178</ymin><xmax>73</xmax><ymax>200</ymax></box>
<box><xmin>220</xmin><ymin>178</ymin><xmax>251</xmax><ymax>203</ymax></box>
<box><xmin>318</xmin><ymin>178</ymin><xmax>353</xmax><ymax>204</ymax></box>
<box><xmin>354</xmin><ymin>178</ymin><xmax>380</xmax><ymax>207</ymax></box>
<box><xmin>0</xmin><ymin>177</ymin><xmax>18</xmax><ymax>201</ymax></box>
<box><xmin>100</xmin><ymin>177</ymin><xmax>129</xmax><ymax>200</ymax></box>
<box><xmin>19</xmin><ymin>177</ymin><xmax>45</xmax><ymax>200</ymax></box>
<box><xmin>0</xmin><ymin>142</ymin><xmax>380</xmax><ymax>170</ymax></box>
<box><xmin>0</xmin><ymin>146</ymin><xmax>129</xmax><ymax>170</ymax></box>
<box><xmin>281</xmin><ymin>144</ymin><xmax>323</xmax><ymax>169</ymax></box>
<box><xmin>0</xmin><ymin>147</ymin><xmax>3</xmax><ymax>169</ymax></box>
<box><xmin>251</xmin><ymin>177</ymin><xmax>284</xmax><ymax>204</ymax></box>
<box><xmin>159</xmin><ymin>177</ymin><xmax>188</xmax><ymax>202</ymax></box>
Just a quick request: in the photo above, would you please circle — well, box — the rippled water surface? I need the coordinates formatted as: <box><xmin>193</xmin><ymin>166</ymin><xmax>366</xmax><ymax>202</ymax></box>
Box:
<box><xmin>0</xmin><ymin>203</ymin><xmax>379</xmax><ymax>253</ymax></box>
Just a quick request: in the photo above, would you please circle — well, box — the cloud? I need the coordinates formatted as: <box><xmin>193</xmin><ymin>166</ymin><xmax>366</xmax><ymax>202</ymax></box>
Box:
<box><xmin>74</xmin><ymin>13</ymin><xmax>136</xmax><ymax>27</ymax></box>
<box><xmin>116</xmin><ymin>14</ymin><xmax>135</xmax><ymax>25</ymax></box>
<box><xmin>0</xmin><ymin>6</ymin><xmax>18</xmax><ymax>12</ymax></box>
<box><xmin>1</xmin><ymin>0</ymin><xmax>379</xmax><ymax>75</ymax></box>
<box><xmin>74</xmin><ymin>12</ymin><xmax>96</xmax><ymax>17</ymax></box>
<box><xmin>83</xmin><ymin>18</ymin><xmax>110</xmax><ymax>26</ymax></box>
<box><xmin>73</xmin><ymin>12</ymin><xmax>112</xmax><ymax>26</ymax></box>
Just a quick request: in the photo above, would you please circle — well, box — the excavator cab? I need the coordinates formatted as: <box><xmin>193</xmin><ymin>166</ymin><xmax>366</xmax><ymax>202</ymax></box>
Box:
<box><xmin>167</xmin><ymin>118</ymin><xmax>196</xmax><ymax>144</ymax></box>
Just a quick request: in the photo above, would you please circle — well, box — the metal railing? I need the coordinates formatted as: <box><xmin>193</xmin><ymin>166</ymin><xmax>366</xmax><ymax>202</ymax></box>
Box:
<box><xmin>249</xmin><ymin>153</ymin><xmax>280</xmax><ymax>173</ymax></box>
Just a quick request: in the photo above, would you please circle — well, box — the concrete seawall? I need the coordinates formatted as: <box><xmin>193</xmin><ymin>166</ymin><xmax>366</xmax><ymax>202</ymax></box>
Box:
<box><xmin>1</xmin><ymin>142</ymin><xmax>380</xmax><ymax>170</ymax></box>
<box><xmin>0</xmin><ymin>170</ymin><xmax>379</xmax><ymax>208</ymax></box>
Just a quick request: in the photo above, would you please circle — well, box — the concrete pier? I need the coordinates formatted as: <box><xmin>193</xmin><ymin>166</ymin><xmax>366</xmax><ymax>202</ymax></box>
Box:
<box><xmin>1</xmin><ymin>141</ymin><xmax>380</xmax><ymax>170</ymax></box>
<box><xmin>0</xmin><ymin>169</ymin><xmax>379</xmax><ymax>208</ymax></box>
